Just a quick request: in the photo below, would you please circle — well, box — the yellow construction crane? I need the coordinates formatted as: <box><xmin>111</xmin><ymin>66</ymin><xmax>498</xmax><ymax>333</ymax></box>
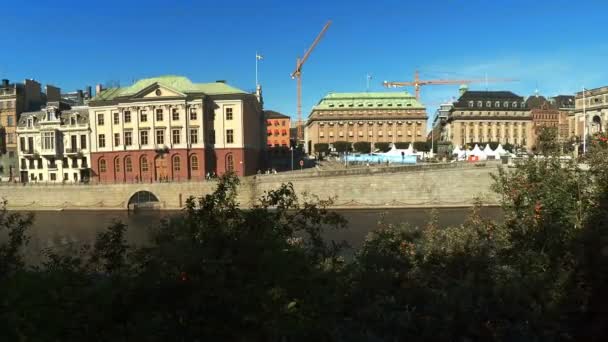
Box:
<box><xmin>291</xmin><ymin>20</ymin><xmax>332</xmax><ymax>141</ymax></box>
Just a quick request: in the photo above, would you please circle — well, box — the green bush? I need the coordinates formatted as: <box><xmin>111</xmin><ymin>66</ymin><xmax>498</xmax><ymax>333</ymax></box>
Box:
<box><xmin>353</xmin><ymin>141</ymin><xmax>371</xmax><ymax>154</ymax></box>
<box><xmin>374</xmin><ymin>142</ymin><xmax>390</xmax><ymax>152</ymax></box>
<box><xmin>333</xmin><ymin>141</ymin><xmax>351</xmax><ymax>153</ymax></box>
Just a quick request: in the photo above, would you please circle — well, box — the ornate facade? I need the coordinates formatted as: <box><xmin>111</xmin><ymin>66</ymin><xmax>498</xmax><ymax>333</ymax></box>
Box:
<box><xmin>446</xmin><ymin>90</ymin><xmax>533</xmax><ymax>150</ymax></box>
<box><xmin>573</xmin><ymin>86</ymin><xmax>608</xmax><ymax>139</ymax></box>
<box><xmin>88</xmin><ymin>75</ymin><xmax>265</xmax><ymax>183</ymax></box>
<box><xmin>16</xmin><ymin>102</ymin><xmax>91</xmax><ymax>183</ymax></box>
<box><xmin>305</xmin><ymin>92</ymin><xmax>427</xmax><ymax>153</ymax></box>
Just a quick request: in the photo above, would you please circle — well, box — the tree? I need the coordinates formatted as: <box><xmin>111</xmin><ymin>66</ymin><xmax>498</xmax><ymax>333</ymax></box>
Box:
<box><xmin>313</xmin><ymin>143</ymin><xmax>329</xmax><ymax>156</ymax></box>
<box><xmin>537</xmin><ymin>126</ymin><xmax>559</xmax><ymax>155</ymax></box>
<box><xmin>353</xmin><ymin>141</ymin><xmax>371</xmax><ymax>154</ymax></box>
<box><xmin>413</xmin><ymin>141</ymin><xmax>429</xmax><ymax>152</ymax></box>
<box><xmin>394</xmin><ymin>142</ymin><xmax>410</xmax><ymax>149</ymax></box>
<box><xmin>333</xmin><ymin>141</ymin><xmax>351</xmax><ymax>153</ymax></box>
<box><xmin>374</xmin><ymin>142</ymin><xmax>390</xmax><ymax>152</ymax></box>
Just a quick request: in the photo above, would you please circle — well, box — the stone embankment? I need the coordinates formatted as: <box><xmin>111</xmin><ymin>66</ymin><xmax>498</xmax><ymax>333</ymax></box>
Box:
<box><xmin>0</xmin><ymin>162</ymin><xmax>502</xmax><ymax>210</ymax></box>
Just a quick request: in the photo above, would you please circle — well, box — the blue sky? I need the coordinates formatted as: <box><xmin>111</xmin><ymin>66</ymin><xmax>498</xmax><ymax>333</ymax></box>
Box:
<box><xmin>2</xmin><ymin>0</ymin><xmax>608</xmax><ymax>125</ymax></box>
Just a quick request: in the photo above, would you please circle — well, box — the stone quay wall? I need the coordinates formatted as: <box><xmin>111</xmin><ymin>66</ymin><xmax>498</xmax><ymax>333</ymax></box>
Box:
<box><xmin>0</xmin><ymin>163</ymin><xmax>502</xmax><ymax>211</ymax></box>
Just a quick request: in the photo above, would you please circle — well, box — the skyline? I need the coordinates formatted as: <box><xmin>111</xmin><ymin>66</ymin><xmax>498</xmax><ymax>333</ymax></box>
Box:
<box><xmin>2</xmin><ymin>0</ymin><xmax>608</xmax><ymax>124</ymax></box>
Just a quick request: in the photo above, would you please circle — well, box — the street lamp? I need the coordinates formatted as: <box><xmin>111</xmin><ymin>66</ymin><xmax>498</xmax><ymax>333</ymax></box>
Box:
<box><xmin>290</xmin><ymin>147</ymin><xmax>294</xmax><ymax>171</ymax></box>
<box><xmin>583</xmin><ymin>87</ymin><xmax>587</xmax><ymax>154</ymax></box>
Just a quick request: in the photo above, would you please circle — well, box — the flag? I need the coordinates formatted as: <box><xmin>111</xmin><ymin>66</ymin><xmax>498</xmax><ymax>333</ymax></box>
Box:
<box><xmin>256</xmin><ymin>54</ymin><xmax>264</xmax><ymax>60</ymax></box>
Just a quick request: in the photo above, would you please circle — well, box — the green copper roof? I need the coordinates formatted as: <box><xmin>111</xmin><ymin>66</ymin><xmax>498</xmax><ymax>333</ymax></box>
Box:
<box><xmin>92</xmin><ymin>75</ymin><xmax>247</xmax><ymax>101</ymax></box>
<box><xmin>312</xmin><ymin>91</ymin><xmax>424</xmax><ymax>110</ymax></box>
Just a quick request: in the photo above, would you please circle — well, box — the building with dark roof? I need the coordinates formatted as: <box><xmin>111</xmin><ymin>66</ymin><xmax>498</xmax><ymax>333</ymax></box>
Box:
<box><xmin>305</xmin><ymin>91</ymin><xmax>427</xmax><ymax>154</ymax></box>
<box><xmin>16</xmin><ymin>102</ymin><xmax>91</xmax><ymax>183</ymax></box>
<box><xmin>574</xmin><ymin>86</ymin><xmax>608</xmax><ymax>140</ymax></box>
<box><xmin>264</xmin><ymin>110</ymin><xmax>291</xmax><ymax>148</ymax></box>
<box><xmin>446</xmin><ymin>89</ymin><xmax>533</xmax><ymax>149</ymax></box>
<box><xmin>88</xmin><ymin>75</ymin><xmax>265</xmax><ymax>182</ymax></box>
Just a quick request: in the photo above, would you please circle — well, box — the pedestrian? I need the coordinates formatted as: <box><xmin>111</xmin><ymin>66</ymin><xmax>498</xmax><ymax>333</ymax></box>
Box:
<box><xmin>206</xmin><ymin>172</ymin><xmax>210</xmax><ymax>180</ymax></box>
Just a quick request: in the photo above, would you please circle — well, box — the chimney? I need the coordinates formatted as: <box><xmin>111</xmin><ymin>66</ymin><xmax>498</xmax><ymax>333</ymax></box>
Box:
<box><xmin>95</xmin><ymin>84</ymin><xmax>103</xmax><ymax>95</ymax></box>
<box><xmin>86</xmin><ymin>86</ymin><xmax>92</xmax><ymax>98</ymax></box>
<box><xmin>1</xmin><ymin>79</ymin><xmax>8</xmax><ymax>88</ymax></box>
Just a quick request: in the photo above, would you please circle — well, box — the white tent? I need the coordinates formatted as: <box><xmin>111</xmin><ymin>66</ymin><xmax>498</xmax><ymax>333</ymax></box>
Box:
<box><xmin>452</xmin><ymin>145</ymin><xmax>467</xmax><ymax>160</ymax></box>
<box><xmin>494</xmin><ymin>144</ymin><xmax>508</xmax><ymax>156</ymax></box>
<box><xmin>483</xmin><ymin>144</ymin><xmax>497</xmax><ymax>159</ymax></box>
<box><xmin>470</xmin><ymin>144</ymin><xmax>487</xmax><ymax>160</ymax></box>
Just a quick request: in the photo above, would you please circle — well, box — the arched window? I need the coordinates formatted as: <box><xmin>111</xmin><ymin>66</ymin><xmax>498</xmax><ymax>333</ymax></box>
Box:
<box><xmin>226</xmin><ymin>153</ymin><xmax>234</xmax><ymax>172</ymax></box>
<box><xmin>125</xmin><ymin>156</ymin><xmax>133</xmax><ymax>172</ymax></box>
<box><xmin>99</xmin><ymin>159</ymin><xmax>107</xmax><ymax>172</ymax></box>
<box><xmin>141</xmin><ymin>156</ymin><xmax>148</xmax><ymax>172</ymax></box>
<box><xmin>191</xmin><ymin>155</ymin><xmax>199</xmax><ymax>171</ymax></box>
<box><xmin>114</xmin><ymin>158</ymin><xmax>120</xmax><ymax>172</ymax></box>
<box><xmin>173</xmin><ymin>155</ymin><xmax>181</xmax><ymax>171</ymax></box>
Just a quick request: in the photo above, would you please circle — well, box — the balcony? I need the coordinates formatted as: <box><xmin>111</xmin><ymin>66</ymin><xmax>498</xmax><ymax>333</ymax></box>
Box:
<box><xmin>65</xmin><ymin>147</ymin><xmax>81</xmax><ymax>155</ymax></box>
<box><xmin>20</xmin><ymin>148</ymin><xmax>36</xmax><ymax>156</ymax></box>
<box><xmin>39</xmin><ymin>148</ymin><xmax>57</xmax><ymax>156</ymax></box>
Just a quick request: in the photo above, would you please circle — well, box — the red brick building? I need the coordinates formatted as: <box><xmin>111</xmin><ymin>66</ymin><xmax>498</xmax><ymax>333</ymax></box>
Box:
<box><xmin>265</xmin><ymin>110</ymin><xmax>291</xmax><ymax>147</ymax></box>
<box><xmin>88</xmin><ymin>76</ymin><xmax>265</xmax><ymax>183</ymax></box>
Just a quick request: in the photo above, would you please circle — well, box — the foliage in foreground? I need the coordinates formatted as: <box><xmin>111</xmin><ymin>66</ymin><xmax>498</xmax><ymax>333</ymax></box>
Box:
<box><xmin>1</xmin><ymin>147</ymin><xmax>608</xmax><ymax>340</ymax></box>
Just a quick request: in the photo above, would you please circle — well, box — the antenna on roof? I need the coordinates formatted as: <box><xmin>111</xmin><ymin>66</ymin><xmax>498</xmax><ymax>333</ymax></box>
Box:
<box><xmin>366</xmin><ymin>73</ymin><xmax>372</xmax><ymax>92</ymax></box>
<box><xmin>535</xmin><ymin>81</ymin><xmax>539</xmax><ymax>97</ymax></box>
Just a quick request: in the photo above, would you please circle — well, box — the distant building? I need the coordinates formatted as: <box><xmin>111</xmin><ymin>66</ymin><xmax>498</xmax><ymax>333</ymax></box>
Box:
<box><xmin>0</xmin><ymin>78</ymin><xmax>45</xmax><ymax>181</ymax></box>
<box><xmin>305</xmin><ymin>92</ymin><xmax>427</xmax><ymax>154</ymax></box>
<box><xmin>265</xmin><ymin>110</ymin><xmax>291</xmax><ymax>148</ymax></box>
<box><xmin>431</xmin><ymin>102</ymin><xmax>453</xmax><ymax>143</ymax></box>
<box><xmin>88</xmin><ymin>75</ymin><xmax>265</xmax><ymax>183</ymax></box>
<box><xmin>61</xmin><ymin>86</ymin><xmax>93</xmax><ymax>106</ymax></box>
<box><xmin>526</xmin><ymin>94</ymin><xmax>575</xmax><ymax>146</ymax></box>
<box><xmin>16</xmin><ymin>102</ymin><xmax>91</xmax><ymax>183</ymax></box>
<box><xmin>447</xmin><ymin>90</ymin><xmax>533</xmax><ymax>150</ymax></box>
<box><xmin>549</xmin><ymin>95</ymin><xmax>575</xmax><ymax>141</ymax></box>
<box><xmin>573</xmin><ymin>86</ymin><xmax>608</xmax><ymax>139</ymax></box>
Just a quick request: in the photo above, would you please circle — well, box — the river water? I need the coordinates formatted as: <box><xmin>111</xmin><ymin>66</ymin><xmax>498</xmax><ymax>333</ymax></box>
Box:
<box><xmin>16</xmin><ymin>207</ymin><xmax>502</xmax><ymax>264</ymax></box>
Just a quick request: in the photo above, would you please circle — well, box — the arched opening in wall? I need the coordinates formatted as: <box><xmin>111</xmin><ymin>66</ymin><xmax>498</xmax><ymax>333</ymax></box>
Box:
<box><xmin>172</xmin><ymin>155</ymin><xmax>181</xmax><ymax>180</ymax></box>
<box><xmin>128</xmin><ymin>190</ymin><xmax>160</xmax><ymax>210</ymax></box>
<box><xmin>98</xmin><ymin>158</ymin><xmax>107</xmax><ymax>177</ymax></box>
<box><xmin>125</xmin><ymin>156</ymin><xmax>133</xmax><ymax>179</ymax></box>
<box><xmin>113</xmin><ymin>156</ymin><xmax>121</xmax><ymax>182</ymax></box>
<box><xmin>140</xmin><ymin>155</ymin><xmax>149</xmax><ymax>182</ymax></box>
<box><xmin>225</xmin><ymin>153</ymin><xmax>234</xmax><ymax>173</ymax></box>
<box><xmin>592</xmin><ymin>115</ymin><xmax>602</xmax><ymax>134</ymax></box>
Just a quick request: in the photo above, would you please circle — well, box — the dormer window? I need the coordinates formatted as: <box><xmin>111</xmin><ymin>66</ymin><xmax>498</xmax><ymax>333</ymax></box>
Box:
<box><xmin>521</xmin><ymin>102</ymin><xmax>525</xmax><ymax>108</ymax></box>
<box><xmin>486</xmin><ymin>101</ymin><xmax>492</xmax><ymax>107</ymax></box>
<box><xmin>495</xmin><ymin>101</ymin><xmax>500</xmax><ymax>108</ymax></box>
<box><xmin>512</xmin><ymin>101</ymin><xmax>517</xmax><ymax>107</ymax></box>
<box><xmin>477</xmin><ymin>101</ymin><xmax>483</xmax><ymax>107</ymax></box>
<box><xmin>328</xmin><ymin>104</ymin><xmax>334</xmax><ymax>107</ymax></box>
<box><xmin>468</xmin><ymin>101</ymin><xmax>474</xmax><ymax>108</ymax></box>
<box><xmin>27</xmin><ymin>118</ymin><xmax>33</xmax><ymax>127</ymax></box>
<box><xmin>70</xmin><ymin>117</ymin><xmax>76</xmax><ymax>125</ymax></box>
<box><xmin>504</xmin><ymin>101</ymin><xmax>509</xmax><ymax>108</ymax></box>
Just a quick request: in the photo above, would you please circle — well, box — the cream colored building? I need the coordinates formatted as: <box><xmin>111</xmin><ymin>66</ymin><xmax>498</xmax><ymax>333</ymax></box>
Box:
<box><xmin>573</xmin><ymin>86</ymin><xmax>608</xmax><ymax>139</ymax></box>
<box><xmin>446</xmin><ymin>90</ymin><xmax>533</xmax><ymax>150</ymax></box>
<box><xmin>88</xmin><ymin>75</ymin><xmax>265</xmax><ymax>183</ymax></box>
<box><xmin>16</xmin><ymin>102</ymin><xmax>91</xmax><ymax>183</ymax></box>
<box><xmin>305</xmin><ymin>92</ymin><xmax>427</xmax><ymax>153</ymax></box>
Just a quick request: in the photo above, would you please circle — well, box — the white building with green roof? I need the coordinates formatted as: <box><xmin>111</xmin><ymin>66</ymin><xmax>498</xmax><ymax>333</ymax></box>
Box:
<box><xmin>305</xmin><ymin>91</ymin><xmax>427</xmax><ymax>153</ymax></box>
<box><xmin>88</xmin><ymin>76</ymin><xmax>265</xmax><ymax>182</ymax></box>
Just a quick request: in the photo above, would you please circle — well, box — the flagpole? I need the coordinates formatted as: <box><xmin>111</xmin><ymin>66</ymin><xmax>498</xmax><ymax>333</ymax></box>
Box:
<box><xmin>255</xmin><ymin>52</ymin><xmax>258</xmax><ymax>87</ymax></box>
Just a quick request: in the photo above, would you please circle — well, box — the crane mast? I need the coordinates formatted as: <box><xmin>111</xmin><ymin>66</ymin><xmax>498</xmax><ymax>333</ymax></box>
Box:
<box><xmin>291</xmin><ymin>20</ymin><xmax>332</xmax><ymax>141</ymax></box>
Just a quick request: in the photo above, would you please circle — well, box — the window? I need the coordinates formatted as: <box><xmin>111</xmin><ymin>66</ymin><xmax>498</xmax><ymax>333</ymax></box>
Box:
<box><xmin>98</xmin><ymin>134</ymin><xmax>106</xmax><ymax>148</ymax></box>
<box><xmin>495</xmin><ymin>101</ymin><xmax>500</xmax><ymax>108</ymax></box>
<box><xmin>7</xmin><ymin>116</ymin><xmax>13</xmax><ymax>126</ymax></box>
<box><xmin>62</xmin><ymin>157</ymin><xmax>68</xmax><ymax>168</ymax></box>
<box><xmin>320</xmin><ymin>132</ymin><xmax>325</xmax><ymax>138</ymax></box>
<box><xmin>172</xmin><ymin>108</ymin><xmax>179</xmax><ymax>121</ymax></box>
<box><xmin>99</xmin><ymin>159</ymin><xmax>107</xmax><ymax>172</ymax></box>
<box><xmin>19</xmin><ymin>137</ymin><xmax>25</xmax><ymax>152</ymax></box>
<box><xmin>190</xmin><ymin>108</ymin><xmax>197</xmax><ymax>120</ymax></box>
<box><xmin>156</xmin><ymin>109</ymin><xmax>163</xmax><ymax>121</ymax></box>
<box><xmin>113</xmin><ymin>112</ymin><xmax>119</xmax><ymax>125</ymax></box>
<box><xmin>97</xmin><ymin>113</ymin><xmax>104</xmax><ymax>125</ymax></box>
<box><xmin>226</xmin><ymin>154</ymin><xmax>234</xmax><ymax>172</ymax></box>
<box><xmin>42</xmin><ymin>132</ymin><xmax>55</xmax><ymax>150</ymax></box>
<box><xmin>156</xmin><ymin>129</ymin><xmax>164</xmax><ymax>144</ymax></box>
<box><xmin>124</xmin><ymin>111</ymin><xmax>131</xmax><ymax>123</ymax></box>
<box><xmin>173</xmin><ymin>155</ymin><xmax>181</xmax><ymax>171</ymax></box>
<box><xmin>140</xmin><ymin>111</ymin><xmax>147</xmax><ymax>122</ymax></box>
<box><xmin>124</xmin><ymin>131</ymin><xmax>132</xmax><ymax>146</ymax></box>
<box><xmin>125</xmin><ymin>156</ymin><xmax>132</xmax><ymax>172</ymax></box>
<box><xmin>190</xmin><ymin>129</ymin><xmax>198</xmax><ymax>144</ymax></box>
<box><xmin>141</xmin><ymin>156</ymin><xmax>149</xmax><ymax>172</ymax></box>
<box><xmin>468</xmin><ymin>101</ymin><xmax>474</xmax><ymax>108</ymax></box>
<box><xmin>504</xmin><ymin>101</ymin><xmax>509</xmax><ymax>108</ymax></box>
<box><xmin>80</xmin><ymin>135</ymin><xmax>87</xmax><ymax>149</ymax></box>
<box><xmin>114</xmin><ymin>133</ymin><xmax>120</xmax><ymax>146</ymax></box>
<box><xmin>486</xmin><ymin>101</ymin><xmax>492</xmax><ymax>107</ymax></box>
<box><xmin>114</xmin><ymin>158</ymin><xmax>120</xmax><ymax>172</ymax></box>
<box><xmin>191</xmin><ymin>155</ymin><xmax>199</xmax><ymax>171</ymax></box>
<box><xmin>71</xmin><ymin>135</ymin><xmax>77</xmax><ymax>151</ymax></box>
<box><xmin>172</xmin><ymin>129</ymin><xmax>181</xmax><ymax>144</ymax></box>
<box><xmin>226</xmin><ymin>129</ymin><xmax>234</xmax><ymax>143</ymax></box>
<box><xmin>477</xmin><ymin>101</ymin><xmax>483</xmax><ymax>107</ymax></box>
<box><xmin>140</xmin><ymin>130</ymin><xmax>149</xmax><ymax>145</ymax></box>
<box><xmin>226</xmin><ymin>107</ymin><xmax>233</xmax><ymax>120</ymax></box>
